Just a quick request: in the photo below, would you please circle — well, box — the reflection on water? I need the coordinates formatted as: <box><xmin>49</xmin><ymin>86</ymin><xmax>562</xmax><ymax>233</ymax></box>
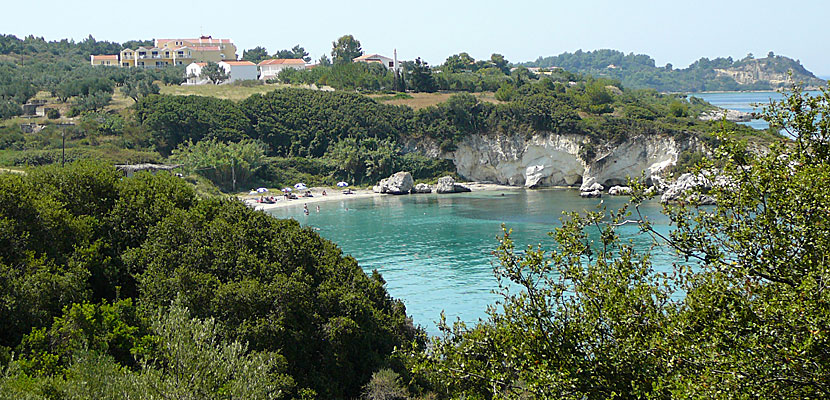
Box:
<box><xmin>268</xmin><ymin>189</ymin><xmax>678</xmax><ymax>334</ymax></box>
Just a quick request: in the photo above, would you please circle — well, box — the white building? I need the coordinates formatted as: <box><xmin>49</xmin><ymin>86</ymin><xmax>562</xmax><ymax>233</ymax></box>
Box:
<box><xmin>258</xmin><ymin>59</ymin><xmax>307</xmax><ymax>81</ymax></box>
<box><xmin>185</xmin><ymin>61</ymin><xmax>258</xmax><ymax>84</ymax></box>
<box><xmin>185</xmin><ymin>62</ymin><xmax>209</xmax><ymax>85</ymax></box>
<box><xmin>353</xmin><ymin>52</ymin><xmax>400</xmax><ymax>71</ymax></box>
<box><xmin>218</xmin><ymin>60</ymin><xmax>258</xmax><ymax>82</ymax></box>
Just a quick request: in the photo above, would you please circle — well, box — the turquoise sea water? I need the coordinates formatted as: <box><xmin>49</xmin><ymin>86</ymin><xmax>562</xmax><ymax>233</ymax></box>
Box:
<box><xmin>268</xmin><ymin>190</ymin><xmax>675</xmax><ymax>334</ymax></box>
<box><xmin>268</xmin><ymin>89</ymin><xmax>819</xmax><ymax>333</ymax></box>
<box><xmin>693</xmin><ymin>90</ymin><xmax>820</xmax><ymax>130</ymax></box>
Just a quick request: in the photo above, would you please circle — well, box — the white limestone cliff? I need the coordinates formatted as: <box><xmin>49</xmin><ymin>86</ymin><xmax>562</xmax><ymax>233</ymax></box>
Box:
<box><xmin>406</xmin><ymin>132</ymin><xmax>700</xmax><ymax>189</ymax></box>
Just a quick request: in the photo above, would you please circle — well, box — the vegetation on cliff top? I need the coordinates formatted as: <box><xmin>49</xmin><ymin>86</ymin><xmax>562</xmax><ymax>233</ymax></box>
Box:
<box><xmin>524</xmin><ymin>49</ymin><xmax>826</xmax><ymax>92</ymax></box>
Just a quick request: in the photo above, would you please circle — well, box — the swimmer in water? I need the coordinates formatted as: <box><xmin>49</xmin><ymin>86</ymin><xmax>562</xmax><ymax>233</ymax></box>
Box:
<box><xmin>316</xmin><ymin>205</ymin><xmax>320</xmax><ymax>212</ymax></box>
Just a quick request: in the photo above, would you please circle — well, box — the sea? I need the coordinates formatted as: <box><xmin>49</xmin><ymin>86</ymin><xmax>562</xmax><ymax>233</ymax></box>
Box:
<box><xmin>693</xmin><ymin>90</ymin><xmax>821</xmax><ymax>130</ymax></box>
<box><xmin>268</xmin><ymin>190</ymin><xmax>676</xmax><ymax>334</ymax></box>
<box><xmin>268</xmin><ymin>91</ymin><xmax>806</xmax><ymax>334</ymax></box>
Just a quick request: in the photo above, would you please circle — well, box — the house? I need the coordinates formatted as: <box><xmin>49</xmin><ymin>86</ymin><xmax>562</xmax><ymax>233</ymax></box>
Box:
<box><xmin>90</xmin><ymin>54</ymin><xmax>118</xmax><ymax>66</ymax></box>
<box><xmin>185</xmin><ymin>62</ymin><xmax>209</xmax><ymax>85</ymax></box>
<box><xmin>258</xmin><ymin>59</ymin><xmax>306</xmax><ymax>81</ymax></box>
<box><xmin>353</xmin><ymin>52</ymin><xmax>400</xmax><ymax>71</ymax></box>
<box><xmin>218</xmin><ymin>60</ymin><xmax>258</xmax><ymax>82</ymax></box>
<box><xmin>92</xmin><ymin>35</ymin><xmax>237</xmax><ymax>68</ymax></box>
<box><xmin>185</xmin><ymin>60</ymin><xmax>257</xmax><ymax>84</ymax></box>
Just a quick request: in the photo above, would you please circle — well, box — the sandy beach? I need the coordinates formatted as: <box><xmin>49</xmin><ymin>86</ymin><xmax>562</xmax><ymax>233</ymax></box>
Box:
<box><xmin>243</xmin><ymin>182</ymin><xmax>521</xmax><ymax>211</ymax></box>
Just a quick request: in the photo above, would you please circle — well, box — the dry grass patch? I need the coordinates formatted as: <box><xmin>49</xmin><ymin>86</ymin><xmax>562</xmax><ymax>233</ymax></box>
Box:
<box><xmin>159</xmin><ymin>83</ymin><xmax>284</xmax><ymax>101</ymax></box>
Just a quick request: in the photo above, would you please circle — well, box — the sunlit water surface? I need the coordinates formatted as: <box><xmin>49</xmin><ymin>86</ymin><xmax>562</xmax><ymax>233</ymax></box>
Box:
<box><xmin>268</xmin><ymin>189</ymin><xmax>676</xmax><ymax>334</ymax></box>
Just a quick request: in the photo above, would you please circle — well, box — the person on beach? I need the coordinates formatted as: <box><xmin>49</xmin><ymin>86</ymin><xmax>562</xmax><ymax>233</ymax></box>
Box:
<box><xmin>322</xmin><ymin>190</ymin><xmax>327</xmax><ymax>196</ymax></box>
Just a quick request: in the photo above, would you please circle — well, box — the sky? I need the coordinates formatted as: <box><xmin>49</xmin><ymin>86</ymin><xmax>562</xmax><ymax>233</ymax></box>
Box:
<box><xmin>3</xmin><ymin>0</ymin><xmax>829</xmax><ymax>75</ymax></box>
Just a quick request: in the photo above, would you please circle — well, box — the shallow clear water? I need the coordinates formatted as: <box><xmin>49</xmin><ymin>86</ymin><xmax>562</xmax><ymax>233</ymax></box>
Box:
<box><xmin>268</xmin><ymin>190</ymin><xmax>676</xmax><ymax>334</ymax></box>
<box><xmin>693</xmin><ymin>90</ymin><xmax>820</xmax><ymax>130</ymax></box>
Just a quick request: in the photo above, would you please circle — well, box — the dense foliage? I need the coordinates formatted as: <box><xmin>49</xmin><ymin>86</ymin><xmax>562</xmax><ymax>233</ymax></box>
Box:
<box><xmin>413</xmin><ymin>86</ymin><xmax>830</xmax><ymax>398</ymax></box>
<box><xmin>525</xmin><ymin>49</ymin><xmax>826</xmax><ymax>92</ymax></box>
<box><xmin>0</xmin><ymin>162</ymin><xmax>421</xmax><ymax>399</ymax></box>
<box><xmin>130</xmin><ymin>77</ymin><xmax>760</xmax><ymax>185</ymax></box>
<box><xmin>0</xmin><ymin>33</ymin><xmax>182</xmax><ymax>120</ymax></box>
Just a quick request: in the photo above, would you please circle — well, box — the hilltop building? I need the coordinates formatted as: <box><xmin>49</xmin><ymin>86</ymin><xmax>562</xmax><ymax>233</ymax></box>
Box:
<box><xmin>258</xmin><ymin>59</ymin><xmax>307</xmax><ymax>81</ymax></box>
<box><xmin>353</xmin><ymin>50</ymin><xmax>400</xmax><ymax>72</ymax></box>
<box><xmin>90</xmin><ymin>36</ymin><xmax>237</xmax><ymax>68</ymax></box>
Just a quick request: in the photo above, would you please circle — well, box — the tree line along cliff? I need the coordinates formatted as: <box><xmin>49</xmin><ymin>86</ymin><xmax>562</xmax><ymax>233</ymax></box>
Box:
<box><xmin>524</xmin><ymin>49</ymin><xmax>825</xmax><ymax>92</ymax></box>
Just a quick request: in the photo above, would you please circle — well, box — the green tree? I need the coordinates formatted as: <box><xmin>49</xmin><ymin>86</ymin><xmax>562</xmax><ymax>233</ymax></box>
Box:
<box><xmin>331</xmin><ymin>34</ymin><xmax>363</xmax><ymax>65</ymax></box>
<box><xmin>274</xmin><ymin>44</ymin><xmax>311</xmax><ymax>62</ymax></box>
<box><xmin>408</xmin><ymin>58</ymin><xmax>436</xmax><ymax>93</ymax></box>
<box><xmin>318</xmin><ymin>54</ymin><xmax>332</xmax><ymax>67</ymax></box>
<box><xmin>200</xmin><ymin>62</ymin><xmax>229</xmax><ymax>84</ymax></box>
<box><xmin>414</xmin><ymin>85</ymin><xmax>830</xmax><ymax>398</ymax></box>
<box><xmin>171</xmin><ymin>138</ymin><xmax>266</xmax><ymax>191</ymax></box>
<box><xmin>121</xmin><ymin>72</ymin><xmax>159</xmax><ymax>102</ymax></box>
<box><xmin>494</xmin><ymin>82</ymin><xmax>517</xmax><ymax>101</ymax></box>
<box><xmin>442</xmin><ymin>52</ymin><xmax>476</xmax><ymax>73</ymax></box>
<box><xmin>490</xmin><ymin>53</ymin><xmax>510</xmax><ymax>74</ymax></box>
<box><xmin>136</xmin><ymin>300</ymin><xmax>293</xmax><ymax>399</ymax></box>
<box><xmin>242</xmin><ymin>46</ymin><xmax>269</xmax><ymax>64</ymax></box>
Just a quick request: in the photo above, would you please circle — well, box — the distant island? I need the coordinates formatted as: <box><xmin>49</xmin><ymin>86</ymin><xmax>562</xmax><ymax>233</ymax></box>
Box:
<box><xmin>523</xmin><ymin>49</ymin><xmax>826</xmax><ymax>92</ymax></box>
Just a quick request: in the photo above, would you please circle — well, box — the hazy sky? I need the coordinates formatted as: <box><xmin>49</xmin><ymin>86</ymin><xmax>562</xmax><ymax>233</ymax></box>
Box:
<box><xmin>3</xmin><ymin>0</ymin><xmax>829</xmax><ymax>75</ymax></box>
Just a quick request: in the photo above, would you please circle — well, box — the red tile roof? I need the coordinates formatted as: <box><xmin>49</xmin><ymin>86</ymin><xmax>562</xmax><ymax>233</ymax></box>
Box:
<box><xmin>258</xmin><ymin>58</ymin><xmax>306</xmax><ymax>66</ymax></box>
<box><xmin>92</xmin><ymin>55</ymin><xmax>119</xmax><ymax>60</ymax></box>
<box><xmin>221</xmin><ymin>60</ymin><xmax>255</xmax><ymax>66</ymax></box>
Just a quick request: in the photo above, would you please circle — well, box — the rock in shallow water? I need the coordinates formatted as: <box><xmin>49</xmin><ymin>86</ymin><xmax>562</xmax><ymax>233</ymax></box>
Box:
<box><xmin>580</xmin><ymin>190</ymin><xmax>602</xmax><ymax>198</ymax></box>
<box><xmin>608</xmin><ymin>186</ymin><xmax>632</xmax><ymax>196</ymax></box>
<box><xmin>580</xmin><ymin>177</ymin><xmax>604</xmax><ymax>192</ymax></box>
<box><xmin>436</xmin><ymin>176</ymin><xmax>471</xmax><ymax>194</ymax></box>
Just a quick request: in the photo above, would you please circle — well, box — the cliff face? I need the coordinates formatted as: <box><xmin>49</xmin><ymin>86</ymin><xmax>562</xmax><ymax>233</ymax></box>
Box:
<box><xmin>713</xmin><ymin>58</ymin><xmax>825</xmax><ymax>88</ymax></box>
<box><xmin>405</xmin><ymin>133</ymin><xmax>700</xmax><ymax>188</ymax></box>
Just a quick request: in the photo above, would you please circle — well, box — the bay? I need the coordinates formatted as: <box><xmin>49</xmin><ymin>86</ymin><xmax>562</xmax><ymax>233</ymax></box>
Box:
<box><xmin>692</xmin><ymin>90</ymin><xmax>820</xmax><ymax>130</ymax></box>
<box><xmin>267</xmin><ymin>190</ymin><xmax>676</xmax><ymax>334</ymax></box>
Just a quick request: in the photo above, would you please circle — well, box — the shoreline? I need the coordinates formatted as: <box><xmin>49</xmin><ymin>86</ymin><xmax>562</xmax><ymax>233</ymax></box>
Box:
<box><xmin>243</xmin><ymin>182</ymin><xmax>524</xmax><ymax>211</ymax></box>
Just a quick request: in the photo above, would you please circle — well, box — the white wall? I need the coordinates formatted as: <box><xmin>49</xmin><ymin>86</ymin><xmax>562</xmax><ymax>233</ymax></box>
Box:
<box><xmin>219</xmin><ymin>63</ymin><xmax>259</xmax><ymax>83</ymax></box>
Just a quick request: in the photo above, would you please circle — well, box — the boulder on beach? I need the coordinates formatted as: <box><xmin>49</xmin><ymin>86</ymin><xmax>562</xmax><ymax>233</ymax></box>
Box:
<box><xmin>374</xmin><ymin>171</ymin><xmax>414</xmax><ymax>195</ymax></box>
<box><xmin>411</xmin><ymin>183</ymin><xmax>432</xmax><ymax>194</ymax></box>
<box><xmin>436</xmin><ymin>176</ymin><xmax>471</xmax><ymax>194</ymax></box>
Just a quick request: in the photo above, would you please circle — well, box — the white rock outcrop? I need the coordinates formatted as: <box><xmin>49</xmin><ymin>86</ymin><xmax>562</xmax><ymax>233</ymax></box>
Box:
<box><xmin>412</xmin><ymin>183</ymin><xmax>432</xmax><ymax>193</ymax></box>
<box><xmin>436</xmin><ymin>176</ymin><xmax>471</xmax><ymax>194</ymax></box>
<box><xmin>660</xmin><ymin>173</ymin><xmax>715</xmax><ymax>204</ymax></box>
<box><xmin>445</xmin><ymin>132</ymin><xmax>695</xmax><ymax>190</ymax></box>
<box><xmin>699</xmin><ymin>108</ymin><xmax>753</xmax><ymax>122</ymax></box>
<box><xmin>373</xmin><ymin>171</ymin><xmax>414</xmax><ymax>195</ymax></box>
<box><xmin>608</xmin><ymin>186</ymin><xmax>632</xmax><ymax>196</ymax></box>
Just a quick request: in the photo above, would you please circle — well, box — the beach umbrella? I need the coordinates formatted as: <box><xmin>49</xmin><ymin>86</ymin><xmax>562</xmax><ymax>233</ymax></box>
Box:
<box><xmin>257</xmin><ymin>187</ymin><xmax>269</xmax><ymax>193</ymax></box>
<box><xmin>248</xmin><ymin>190</ymin><xmax>258</xmax><ymax>195</ymax></box>
<box><xmin>282</xmin><ymin>187</ymin><xmax>292</xmax><ymax>192</ymax></box>
<box><xmin>337</xmin><ymin>181</ymin><xmax>349</xmax><ymax>187</ymax></box>
<box><xmin>294</xmin><ymin>183</ymin><xmax>307</xmax><ymax>190</ymax></box>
